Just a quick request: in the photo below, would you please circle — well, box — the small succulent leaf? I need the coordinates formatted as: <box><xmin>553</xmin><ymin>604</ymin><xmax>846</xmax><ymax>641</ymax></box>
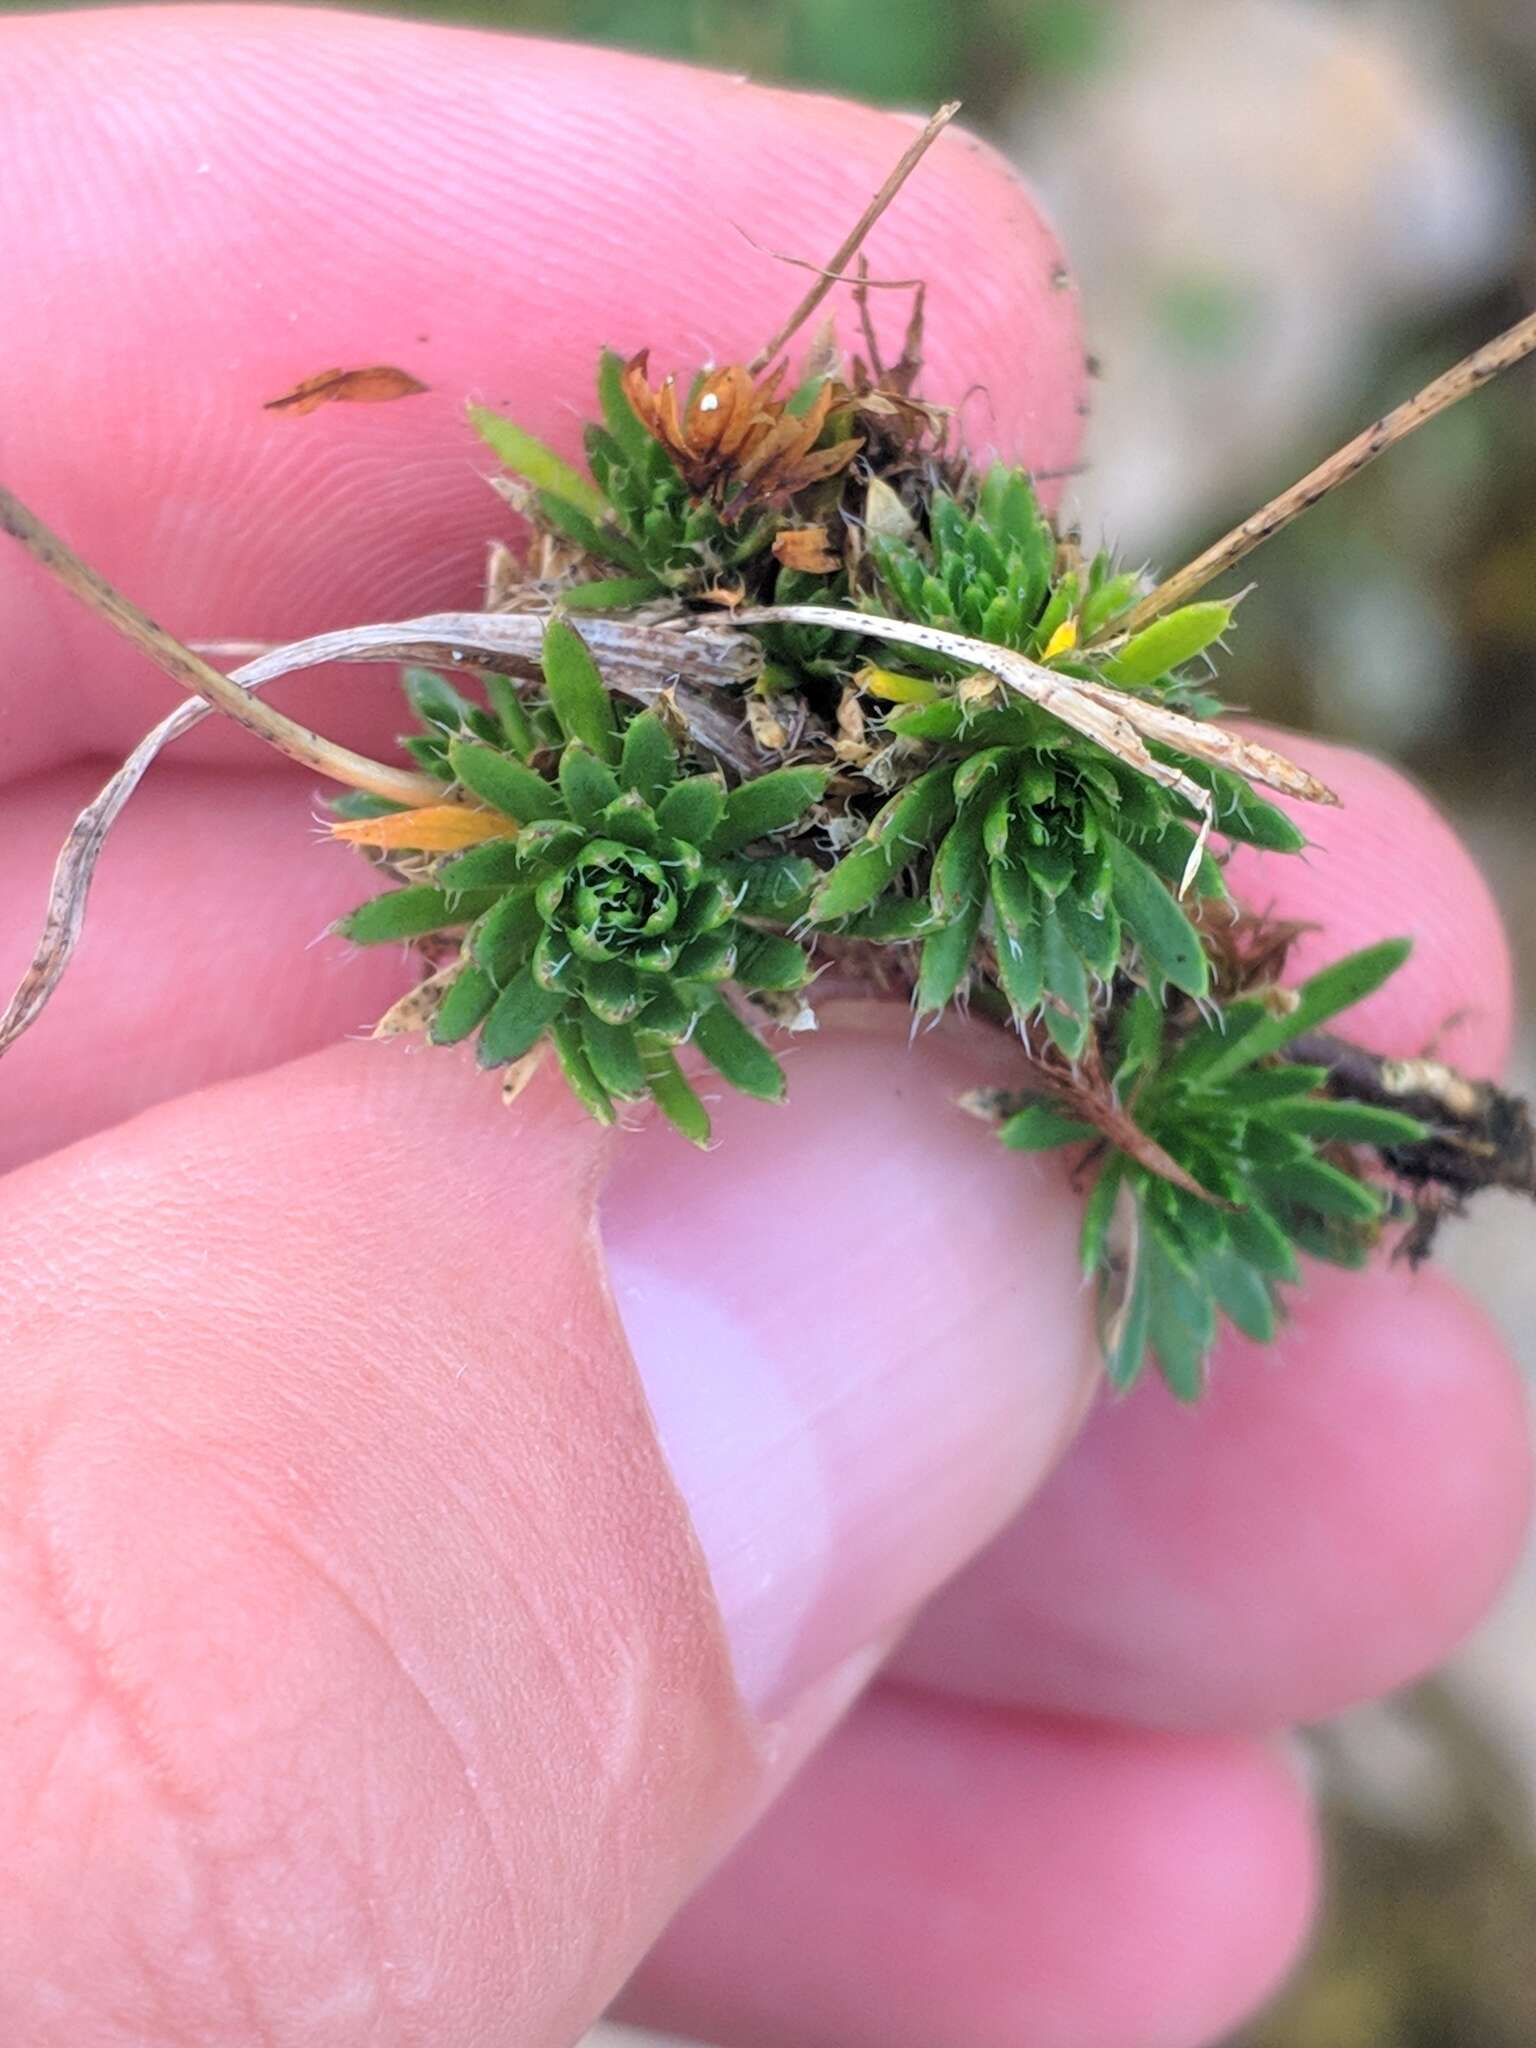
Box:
<box><xmin>1218</xmin><ymin>1064</ymin><xmax>1330</xmax><ymax>1104</ymax></box>
<box><xmin>1043</xmin><ymin>1003</ymin><xmax>1090</xmax><ymax>1060</ymax></box>
<box><xmin>579</xmin><ymin>1012</ymin><xmax>648</xmax><ymax>1098</ymax></box>
<box><xmin>952</xmin><ymin>746</ymin><xmax>1012</xmax><ymax>804</ymax></box>
<box><xmin>692</xmin><ymin>997</ymin><xmax>786</xmax><ymax>1104</ymax></box>
<box><xmin>618</xmin><ymin>710</ymin><xmax>678</xmax><ymax>805</ymax></box>
<box><xmin>641</xmin><ymin>1043</ymin><xmax>712</xmax><ymax>1147</ymax></box>
<box><xmin>1055</xmin><ymin>883</ymin><xmax>1122</xmax><ymax>982</ymax></box>
<box><xmin>885</xmin><ymin>700</ymin><xmax>966</xmax><ymax>742</ymax></box>
<box><xmin>1132</xmin><ymin>822</ymin><xmax>1225</xmax><ymax>902</ymax></box>
<box><xmin>336</xmin><ymin>885</ymin><xmax>501</xmax><ymax>945</ymax></box>
<box><xmin>981</xmin><ymin>788</ymin><xmax>1014</xmax><ymax>863</ymax></box>
<box><xmin>403</xmin><ymin>666</ymin><xmax>477</xmax><ymax>731</ymax></box>
<box><xmin>1208</xmin><ymin>1252</ymin><xmax>1278</xmax><ymax>1344</ymax></box>
<box><xmin>1143</xmin><ymin>1226</ymin><xmax>1215</xmax><ymax>1401</ymax></box>
<box><xmin>843</xmin><ymin>896</ymin><xmax>942</xmax><ymax>941</ymax></box>
<box><xmin>437</xmin><ymin>841</ymin><xmax>526</xmax><ymax>891</ymax></box>
<box><xmin>1290</xmin><ymin>1215</ymin><xmax>1374</xmax><ymax>1269</ymax></box>
<box><xmin>723</xmin><ymin>854</ymin><xmax>816</xmax><ymax>920</ymax></box>
<box><xmin>448</xmin><ymin>739</ymin><xmax>562</xmax><ymax>822</ymax></box>
<box><xmin>1244</xmin><ymin>1122</ymin><xmax>1313</xmax><ymax>1169</ymax></box>
<box><xmin>1264</xmin><ymin>1099</ymin><xmax>1428</xmax><ymax>1146</ymax></box>
<box><xmin>672</xmin><ymin>929</ymin><xmax>737</xmax><ymax>983</ymax></box>
<box><xmin>542</xmin><ymin>617</ymin><xmax>620</xmax><ymax>763</ymax></box>
<box><xmin>558</xmin><ymin>743</ymin><xmax>624</xmax><ymax>826</ymax></box>
<box><xmin>1104</xmin><ymin>601</ymin><xmax>1234</xmax><ymax>686</ymax></box>
<box><xmin>1112</xmin><ymin>987</ymin><xmax>1165</xmax><ymax>1088</ymax></box>
<box><xmin>330</xmin><ymin>791</ymin><xmax>408</xmax><ymax>821</ymax></box>
<box><xmin>1079</xmin><ymin>1157</ymin><xmax>1126</xmax><ymax>1274</ymax></box>
<box><xmin>809</xmin><ymin>841</ymin><xmax>900</xmax><ymax>924</ymax></box>
<box><xmin>1079</xmin><ymin>570</ymin><xmax>1142</xmax><ymax>640</ymax></box>
<box><xmin>712</xmin><ymin>767</ymin><xmax>828</xmax><ymax>854</ymax></box>
<box><xmin>429</xmin><ymin>963</ymin><xmax>497</xmax><ymax>1046</ymax></box>
<box><xmin>1021</xmin><ymin>835</ymin><xmax>1076</xmax><ymax>901</ymax></box>
<box><xmin>1178</xmin><ymin>762</ymin><xmax>1307</xmax><ymax>853</ymax></box>
<box><xmin>916</xmin><ymin>897</ymin><xmax>984</xmax><ymax>1014</ymax></box>
<box><xmin>593</xmin><ymin>789</ymin><xmax>661</xmax><ymax>852</ymax></box>
<box><xmin>535</xmin><ymin>489</ymin><xmax>650</xmax><ymax>573</ymax></box>
<box><xmin>1030</xmin><ymin>581</ymin><xmax>1075</xmax><ymax>658</ymax></box>
<box><xmin>515</xmin><ymin>818</ymin><xmax>585</xmax><ymax>873</ymax></box>
<box><xmin>1041</xmin><ymin>913</ymin><xmax>1090</xmax><ymax>1023</ymax></box>
<box><xmin>999</xmin><ymin>1100</ymin><xmax>1096</xmax><ymax>1151</ymax></box>
<box><xmin>580</xmin><ymin>958</ymin><xmax>644</xmax><ymax>1025</ymax></box>
<box><xmin>1225</xmin><ymin>1201</ymin><xmax>1302</xmax><ymax>1283</ymax></box>
<box><xmin>468</xmin><ymin>404</ymin><xmax>611</xmax><ymax>520</ymax></box>
<box><xmin>734</xmin><ymin>933</ymin><xmax>812</xmax><ymax>992</ymax></box>
<box><xmin>550</xmin><ymin>1016</ymin><xmax>617</xmax><ymax>1124</ymax></box>
<box><xmin>1105</xmin><ymin>834</ymin><xmax>1210</xmax><ymax>998</ymax></box>
<box><xmin>674</xmin><ymin>875</ymin><xmax>737</xmax><ymax>940</ymax></box>
<box><xmin>1254</xmin><ymin>1154</ymin><xmax>1385</xmax><ymax>1222</ymax></box>
<box><xmin>474</xmin><ymin>887</ymin><xmax>542</xmax><ymax>984</ymax></box>
<box><xmin>656</xmin><ymin>774</ymin><xmax>728</xmax><ymax>848</ymax></box>
<box><xmin>477</xmin><ymin>969</ymin><xmax>565</xmax><ymax>1068</ymax></box>
<box><xmin>597</xmin><ymin>347</ymin><xmax>663</xmax><ymax>465</ymax></box>
<box><xmin>531</xmin><ymin>926</ymin><xmax>576</xmax><ymax>993</ymax></box>
<box><xmin>637</xmin><ymin>981</ymin><xmax>698</xmax><ymax>1044</ymax></box>
<box><xmin>932</xmin><ymin>812</ymin><xmax>987</xmax><ymax>922</ymax></box>
<box><xmin>1198</xmin><ymin>939</ymin><xmax>1413</xmax><ymax>1086</ymax></box>
<box><xmin>1103</xmin><ymin>1249</ymin><xmax>1153</xmax><ymax>1393</ymax></box>
<box><xmin>993</xmin><ymin>919</ymin><xmax>1046</xmax><ymax>1022</ymax></box>
<box><xmin>870</xmin><ymin>766</ymin><xmax>960</xmax><ymax>859</ymax></box>
<box><xmin>561</xmin><ymin>575</ymin><xmax>666</xmax><ymax>611</ymax></box>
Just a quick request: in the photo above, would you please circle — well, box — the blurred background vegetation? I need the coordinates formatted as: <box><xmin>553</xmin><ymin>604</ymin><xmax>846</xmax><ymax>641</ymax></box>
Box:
<box><xmin>16</xmin><ymin>0</ymin><xmax>1532</xmax><ymax>2040</ymax></box>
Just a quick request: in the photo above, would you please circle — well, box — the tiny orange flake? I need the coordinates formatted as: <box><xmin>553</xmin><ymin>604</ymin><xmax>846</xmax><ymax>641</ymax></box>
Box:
<box><xmin>264</xmin><ymin>365</ymin><xmax>429</xmax><ymax>415</ymax></box>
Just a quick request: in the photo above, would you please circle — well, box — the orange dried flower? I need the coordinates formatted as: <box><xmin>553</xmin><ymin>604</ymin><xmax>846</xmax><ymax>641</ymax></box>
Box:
<box><xmin>620</xmin><ymin>353</ymin><xmax>862</xmax><ymax>510</ymax></box>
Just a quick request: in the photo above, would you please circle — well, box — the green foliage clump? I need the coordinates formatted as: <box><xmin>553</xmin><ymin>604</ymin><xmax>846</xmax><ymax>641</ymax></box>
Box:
<box><xmin>999</xmin><ymin>940</ymin><xmax>1425</xmax><ymax>1397</ymax></box>
<box><xmin>471</xmin><ymin>351</ymin><xmax>764</xmax><ymax>600</ymax></box>
<box><xmin>328</xmin><ymin>348</ymin><xmax>1461</xmax><ymax>1400</ymax></box>
<box><xmin>811</xmin><ymin>469</ymin><xmax>1306</xmax><ymax>1046</ymax></box>
<box><xmin>336</xmin><ymin>618</ymin><xmax>824</xmax><ymax>1144</ymax></box>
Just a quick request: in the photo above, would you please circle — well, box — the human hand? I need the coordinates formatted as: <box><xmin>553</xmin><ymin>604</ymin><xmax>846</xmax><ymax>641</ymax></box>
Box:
<box><xmin>1</xmin><ymin>13</ymin><xmax>1528</xmax><ymax>2046</ymax></box>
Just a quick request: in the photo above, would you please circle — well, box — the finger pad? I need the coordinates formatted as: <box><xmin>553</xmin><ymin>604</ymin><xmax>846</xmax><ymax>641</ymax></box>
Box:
<box><xmin>1</xmin><ymin>7</ymin><xmax>1083</xmax><ymax>776</ymax></box>
<box><xmin>1228</xmin><ymin>733</ymin><xmax>1514</xmax><ymax>1074</ymax></box>
<box><xmin>895</xmin><ymin>1265</ymin><xmax>1533</xmax><ymax>1729</ymax></box>
<box><xmin>624</xmin><ymin>1691</ymin><xmax>1317</xmax><ymax>2048</ymax></box>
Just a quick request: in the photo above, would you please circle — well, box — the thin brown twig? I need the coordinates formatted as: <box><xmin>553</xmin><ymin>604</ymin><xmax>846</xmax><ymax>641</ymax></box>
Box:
<box><xmin>1103</xmin><ymin>307</ymin><xmax>1536</xmax><ymax>642</ymax></box>
<box><xmin>746</xmin><ymin>100</ymin><xmax>961</xmax><ymax>374</ymax></box>
<box><xmin>730</xmin><ymin>224</ymin><xmax>921</xmax><ymax>292</ymax></box>
<box><xmin>0</xmin><ymin>484</ymin><xmax>442</xmax><ymax>804</ymax></box>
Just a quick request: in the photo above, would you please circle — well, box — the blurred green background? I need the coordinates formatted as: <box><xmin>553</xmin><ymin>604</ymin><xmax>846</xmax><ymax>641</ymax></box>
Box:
<box><xmin>13</xmin><ymin>2</ymin><xmax>1533</xmax><ymax>2042</ymax></box>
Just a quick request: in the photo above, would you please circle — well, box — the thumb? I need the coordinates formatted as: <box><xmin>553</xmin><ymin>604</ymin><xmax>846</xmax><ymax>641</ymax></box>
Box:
<box><xmin>0</xmin><ymin>1015</ymin><xmax>1094</xmax><ymax>2045</ymax></box>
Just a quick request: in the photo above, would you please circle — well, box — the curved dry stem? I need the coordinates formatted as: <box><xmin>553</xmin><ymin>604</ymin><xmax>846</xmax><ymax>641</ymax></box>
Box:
<box><xmin>734</xmin><ymin>603</ymin><xmax>1337</xmax><ymax>809</ymax></box>
<box><xmin>0</xmin><ymin>610</ymin><xmax>762</xmax><ymax>1057</ymax></box>
<box><xmin>0</xmin><ymin>486</ymin><xmax>442</xmax><ymax>805</ymax></box>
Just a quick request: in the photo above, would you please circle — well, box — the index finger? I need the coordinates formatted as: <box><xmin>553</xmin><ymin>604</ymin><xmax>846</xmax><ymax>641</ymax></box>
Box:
<box><xmin>0</xmin><ymin>6</ymin><xmax>1085</xmax><ymax>784</ymax></box>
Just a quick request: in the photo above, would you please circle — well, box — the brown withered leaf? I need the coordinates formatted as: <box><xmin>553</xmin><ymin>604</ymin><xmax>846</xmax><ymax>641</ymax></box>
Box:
<box><xmin>264</xmin><ymin>365</ymin><xmax>428</xmax><ymax>415</ymax></box>
<box><xmin>772</xmin><ymin>525</ymin><xmax>840</xmax><ymax>574</ymax></box>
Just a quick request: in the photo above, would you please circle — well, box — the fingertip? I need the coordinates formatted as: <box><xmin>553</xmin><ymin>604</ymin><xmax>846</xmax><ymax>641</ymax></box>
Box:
<box><xmin>1228</xmin><ymin>730</ymin><xmax>1514</xmax><ymax>1074</ymax></box>
<box><xmin>623</xmin><ymin>1692</ymin><xmax>1319</xmax><ymax>2048</ymax></box>
<box><xmin>2</xmin><ymin>7</ymin><xmax>1085</xmax><ymax>773</ymax></box>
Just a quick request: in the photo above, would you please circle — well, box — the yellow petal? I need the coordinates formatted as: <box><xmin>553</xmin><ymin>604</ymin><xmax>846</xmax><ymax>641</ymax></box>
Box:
<box><xmin>858</xmin><ymin>664</ymin><xmax>941</xmax><ymax>705</ymax></box>
<box><xmin>330</xmin><ymin>803</ymin><xmax>518</xmax><ymax>851</ymax></box>
<box><xmin>1042</xmin><ymin>618</ymin><xmax>1080</xmax><ymax>661</ymax></box>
